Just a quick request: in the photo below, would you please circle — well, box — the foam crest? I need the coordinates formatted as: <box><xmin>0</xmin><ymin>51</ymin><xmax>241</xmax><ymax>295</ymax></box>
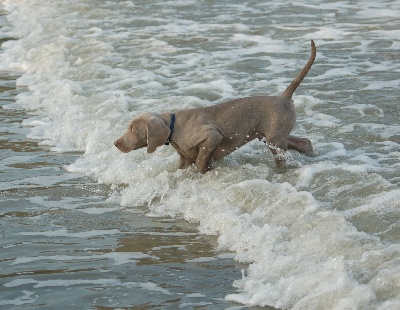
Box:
<box><xmin>12</xmin><ymin>251</ymin><xmax>153</xmax><ymax>266</ymax></box>
<box><xmin>4</xmin><ymin>278</ymin><xmax>172</xmax><ymax>295</ymax></box>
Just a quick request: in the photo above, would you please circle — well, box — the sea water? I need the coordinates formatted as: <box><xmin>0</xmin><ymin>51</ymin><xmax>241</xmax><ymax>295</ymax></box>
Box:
<box><xmin>0</xmin><ymin>0</ymin><xmax>399</xmax><ymax>309</ymax></box>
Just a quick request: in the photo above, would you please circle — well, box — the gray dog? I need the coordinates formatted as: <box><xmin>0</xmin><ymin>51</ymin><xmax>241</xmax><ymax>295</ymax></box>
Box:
<box><xmin>115</xmin><ymin>40</ymin><xmax>316</xmax><ymax>173</ymax></box>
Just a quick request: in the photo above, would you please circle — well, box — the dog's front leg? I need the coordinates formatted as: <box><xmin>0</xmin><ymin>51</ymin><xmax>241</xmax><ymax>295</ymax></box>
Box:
<box><xmin>178</xmin><ymin>152</ymin><xmax>193</xmax><ymax>169</ymax></box>
<box><xmin>194</xmin><ymin>129</ymin><xmax>223</xmax><ymax>174</ymax></box>
<box><xmin>195</xmin><ymin>148</ymin><xmax>217</xmax><ymax>173</ymax></box>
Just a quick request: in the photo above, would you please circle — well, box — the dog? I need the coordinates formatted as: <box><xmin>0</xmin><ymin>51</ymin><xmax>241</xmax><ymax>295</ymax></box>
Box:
<box><xmin>115</xmin><ymin>40</ymin><xmax>316</xmax><ymax>173</ymax></box>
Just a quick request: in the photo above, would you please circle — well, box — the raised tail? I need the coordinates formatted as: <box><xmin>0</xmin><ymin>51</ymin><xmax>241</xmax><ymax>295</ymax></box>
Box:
<box><xmin>281</xmin><ymin>40</ymin><xmax>316</xmax><ymax>99</ymax></box>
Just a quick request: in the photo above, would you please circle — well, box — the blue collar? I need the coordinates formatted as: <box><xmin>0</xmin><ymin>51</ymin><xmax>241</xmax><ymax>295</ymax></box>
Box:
<box><xmin>165</xmin><ymin>113</ymin><xmax>175</xmax><ymax>145</ymax></box>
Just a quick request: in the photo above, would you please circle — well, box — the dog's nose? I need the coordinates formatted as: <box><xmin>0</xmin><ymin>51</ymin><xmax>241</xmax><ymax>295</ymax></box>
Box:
<box><xmin>114</xmin><ymin>141</ymin><xmax>120</xmax><ymax>148</ymax></box>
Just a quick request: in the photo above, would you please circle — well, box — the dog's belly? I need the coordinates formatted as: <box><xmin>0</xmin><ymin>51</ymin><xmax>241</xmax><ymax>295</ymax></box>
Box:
<box><xmin>212</xmin><ymin>134</ymin><xmax>262</xmax><ymax>160</ymax></box>
<box><xmin>172</xmin><ymin>130</ymin><xmax>263</xmax><ymax>163</ymax></box>
<box><xmin>212</xmin><ymin>146</ymin><xmax>236</xmax><ymax>160</ymax></box>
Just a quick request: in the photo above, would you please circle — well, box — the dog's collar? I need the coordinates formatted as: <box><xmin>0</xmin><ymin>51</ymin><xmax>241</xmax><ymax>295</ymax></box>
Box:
<box><xmin>165</xmin><ymin>113</ymin><xmax>175</xmax><ymax>145</ymax></box>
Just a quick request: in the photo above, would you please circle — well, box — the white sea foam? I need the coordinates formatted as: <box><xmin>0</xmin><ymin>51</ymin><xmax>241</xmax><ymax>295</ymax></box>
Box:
<box><xmin>78</xmin><ymin>207</ymin><xmax>120</xmax><ymax>214</ymax></box>
<box><xmin>4</xmin><ymin>278</ymin><xmax>172</xmax><ymax>295</ymax></box>
<box><xmin>1</xmin><ymin>0</ymin><xmax>400</xmax><ymax>308</ymax></box>
<box><xmin>0</xmin><ymin>290</ymin><xmax>38</xmax><ymax>306</ymax></box>
<box><xmin>17</xmin><ymin>228</ymin><xmax>120</xmax><ymax>238</ymax></box>
<box><xmin>12</xmin><ymin>252</ymin><xmax>154</xmax><ymax>266</ymax></box>
<box><xmin>186</xmin><ymin>293</ymin><xmax>207</xmax><ymax>298</ymax></box>
<box><xmin>186</xmin><ymin>257</ymin><xmax>217</xmax><ymax>263</ymax></box>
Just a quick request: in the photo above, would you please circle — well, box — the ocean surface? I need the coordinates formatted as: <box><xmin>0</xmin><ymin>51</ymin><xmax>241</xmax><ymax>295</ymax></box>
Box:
<box><xmin>1</xmin><ymin>0</ymin><xmax>399</xmax><ymax>309</ymax></box>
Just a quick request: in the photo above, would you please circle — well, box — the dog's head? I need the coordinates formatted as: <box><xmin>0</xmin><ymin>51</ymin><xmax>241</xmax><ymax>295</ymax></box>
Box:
<box><xmin>114</xmin><ymin>113</ymin><xmax>170</xmax><ymax>153</ymax></box>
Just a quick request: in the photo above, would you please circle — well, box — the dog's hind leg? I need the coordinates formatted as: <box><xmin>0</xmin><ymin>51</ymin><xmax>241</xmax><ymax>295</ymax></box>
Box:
<box><xmin>288</xmin><ymin>136</ymin><xmax>314</xmax><ymax>156</ymax></box>
<box><xmin>265</xmin><ymin>136</ymin><xmax>289</xmax><ymax>167</ymax></box>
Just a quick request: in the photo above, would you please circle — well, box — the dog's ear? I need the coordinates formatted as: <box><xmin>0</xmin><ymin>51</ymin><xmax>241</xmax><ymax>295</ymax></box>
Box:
<box><xmin>146</xmin><ymin>116</ymin><xmax>170</xmax><ymax>153</ymax></box>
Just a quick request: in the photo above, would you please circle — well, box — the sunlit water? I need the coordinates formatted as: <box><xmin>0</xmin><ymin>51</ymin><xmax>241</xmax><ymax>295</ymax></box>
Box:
<box><xmin>0</xmin><ymin>0</ymin><xmax>399</xmax><ymax>309</ymax></box>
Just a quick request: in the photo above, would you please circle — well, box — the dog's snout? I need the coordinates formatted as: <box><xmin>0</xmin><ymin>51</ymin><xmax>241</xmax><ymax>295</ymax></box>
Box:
<box><xmin>114</xmin><ymin>140</ymin><xmax>120</xmax><ymax>148</ymax></box>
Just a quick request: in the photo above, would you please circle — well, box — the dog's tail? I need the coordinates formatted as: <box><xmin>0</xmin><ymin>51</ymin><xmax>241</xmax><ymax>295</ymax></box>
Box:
<box><xmin>281</xmin><ymin>40</ymin><xmax>316</xmax><ymax>100</ymax></box>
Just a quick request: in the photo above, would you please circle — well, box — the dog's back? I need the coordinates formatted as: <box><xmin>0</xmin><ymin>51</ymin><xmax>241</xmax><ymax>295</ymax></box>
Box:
<box><xmin>175</xmin><ymin>40</ymin><xmax>316</xmax><ymax>143</ymax></box>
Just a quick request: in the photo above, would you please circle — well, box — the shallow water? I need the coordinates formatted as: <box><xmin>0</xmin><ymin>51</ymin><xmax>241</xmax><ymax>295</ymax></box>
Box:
<box><xmin>0</xmin><ymin>74</ymin><xmax>257</xmax><ymax>309</ymax></box>
<box><xmin>1</xmin><ymin>0</ymin><xmax>400</xmax><ymax>309</ymax></box>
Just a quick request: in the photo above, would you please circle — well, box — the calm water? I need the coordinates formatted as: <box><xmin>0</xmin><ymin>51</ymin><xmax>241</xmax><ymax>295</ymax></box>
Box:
<box><xmin>1</xmin><ymin>0</ymin><xmax>399</xmax><ymax>309</ymax></box>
